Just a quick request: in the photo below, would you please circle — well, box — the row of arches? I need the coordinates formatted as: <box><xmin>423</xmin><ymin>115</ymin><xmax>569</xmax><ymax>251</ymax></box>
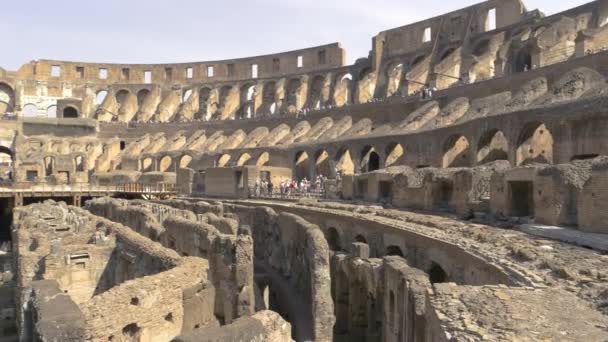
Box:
<box><xmin>324</xmin><ymin>227</ymin><xmax>448</xmax><ymax>284</ymax></box>
<box><xmin>21</xmin><ymin>104</ymin><xmax>78</xmax><ymax>118</ymax></box>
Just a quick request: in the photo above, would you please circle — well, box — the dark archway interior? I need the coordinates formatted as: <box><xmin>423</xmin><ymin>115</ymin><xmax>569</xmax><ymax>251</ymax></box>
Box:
<box><xmin>63</xmin><ymin>107</ymin><xmax>79</xmax><ymax>118</ymax></box>
<box><xmin>515</xmin><ymin>49</ymin><xmax>532</xmax><ymax>73</ymax></box>
<box><xmin>429</xmin><ymin>262</ymin><xmax>448</xmax><ymax>284</ymax></box>
<box><xmin>0</xmin><ymin>198</ymin><xmax>14</xmax><ymax>243</ymax></box>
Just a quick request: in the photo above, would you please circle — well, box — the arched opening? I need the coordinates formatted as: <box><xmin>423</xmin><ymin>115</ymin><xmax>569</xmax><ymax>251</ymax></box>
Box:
<box><xmin>74</xmin><ymin>155</ymin><xmax>85</xmax><ymax>172</ymax></box>
<box><xmin>385</xmin><ymin>143</ymin><xmax>405</xmax><ymax>167</ymax></box>
<box><xmin>439</xmin><ymin>47</ymin><xmax>457</xmax><ymax>61</ymax></box>
<box><xmin>335</xmin><ymin>148</ymin><xmax>355</xmax><ymax>176</ymax></box>
<box><xmin>0</xmin><ymin>83</ymin><xmax>15</xmax><ymax>115</ymax></box>
<box><xmin>308</xmin><ymin>75</ymin><xmax>326</xmax><ymax>109</ymax></box>
<box><xmin>179</xmin><ymin>155</ymin><xmax>193</xmax><ymax>168</ymax></box>
<box><xmin>197</xmin><ymin>87</ymin><xmax>212</xmax><ymax>120</ymax></box>
<box><xmin>182</xmin><ymin>89</ymin><xmax>193</xmax><ymax>103</ymax></box>
<box><xmin>23</xmin><ymin>104</ymin><xmax>38</xmax><ymax>118</ymax></box>
<box><xmin>326</xmin><ymin>227</ymin><xmax>341</xmax><ymax>251</ymax></box>
<box><xmin>159</xmin><ymin>156</ymin><xmax>173</xmax><ymax>172</ymax></box>
<box><xmin>141</xmin><ymin>158</ymin><xmax>153</xmax><ymax>172</ymax></box>
<box><xmin>360</xmin><ymin>146</ymin><xmax>380</xmax><ymax>173</ymax></box>
<box><xmin>386</xmin><ymin>246</ymin><xmax>404</xmax><ymax>257</ymax></box>
<box><xmin>136</xmin><ymin>89</ymin><xmax>150</xmax><ymax>107</ymax></box>
<box><xmin>410</xmin><ymin>55</ymin><xmax>426</xmax><ymax>68</ymax></box>
<box><xmin>442</xmin><ymin>135</ymin><xmax>471</xmax><ymax>168</ymax></box>
<box><xmin>386</xmin><ymin>62</ymin><xmax>404</xmax><ymax>97</ymax></box>
<box><xmin>115</xmin><ymin>90</ymin><xmax>131</xmax><ymax>107</ymax></box>
<box><xmin>63</xmin><ymin>107</ymin><xmax>78</xmax><ymax>118</ymax></box>
<box><xmin>472</xmin><ymin>39</ymin><xmax>490</xmax><ymax>56</ymax></box>
<box><xmin>514</xmin><ymin>47</ymin><xmax>532</xmax><ymax>73</ymax></box>
<box><xmin>285</xmin><ymin>78</ymin><xmax>303</xmax><ymax>113</ymax></box>
<box><xmin>238</xmin><ymin>84</ymin><xmax>256</xmax><ymax>119</ymax></box>
<box><xmin>334</xmin><ymin>73</ymin><xmax>352</xmax><ymax>107</ymax></box>
<box><xmin>43</xmin><ymin>156</ymin><xmax>54</xmax><ymax>176</ymax></box>
<box><xmin>262</xmin><ymin>82</ymin><xmax>277</xmax><ymax>116</ymax></box>
<box><xmin>294</xmin><ymin>151</ymin><xmax>310</xmax><ymax>181</ymax></box>
<box><xmin>216</xmin><ymin>154</ymin><xmax>231</xmax><ymax>167</ymax></box>
<box><xmin>256</xmin><ymin>152</ymin><xmax>270</xmax><ymax>167</ymax></box>
<box><xmin>315</xmin><ymin>150</ymin><xmax>331</xmax><ymax>178</ymax></box>
<box><xmin>0</xmin><ymin>146</ymin><xmax>13</xmax><ymax>181</ymax></box>
<box><xmin>477</xmin><ymin>129</ymin><xmax>509</xmax><ymax>164</ymax></box>
<box><xmin>46</xmin><ymin>105</ymin><xmax>57</xmax><ymax>118</ymax></box>
<box><xmin>95</xmin><ymin>90</ymin><xmax>108</xmax><ymax>105</ymax></box>
<box><xmin>236</xmin><ymin>153</ymin><xmax>252</xmax><ymax>166</ymax></box>
<box><xmin>428</xmin><ymin>262</ymin><xmax>448</xmax><ymax>284</ymax></box>
<box><xmin>516</xmin><ymin>122</ymin><xmax>553</xmax><ymax>166</ymax></box>
<box><xmin>355</xmin><ymin>234</ymin><xmax>367</xmax><ymax>244</ymax></box>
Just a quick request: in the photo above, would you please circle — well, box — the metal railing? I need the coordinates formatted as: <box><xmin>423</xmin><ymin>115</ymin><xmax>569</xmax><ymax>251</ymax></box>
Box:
<box><xmin>0</xmin><ymin>182</ymin><xmax>177</xmax><ymax>195</ymax></box>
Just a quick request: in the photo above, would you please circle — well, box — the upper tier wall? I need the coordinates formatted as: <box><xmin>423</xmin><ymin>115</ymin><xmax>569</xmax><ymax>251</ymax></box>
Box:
<box><xmin>13</xmin><ymin>44</ymin><xmax>345</xmax><ymax>85</ymax></box>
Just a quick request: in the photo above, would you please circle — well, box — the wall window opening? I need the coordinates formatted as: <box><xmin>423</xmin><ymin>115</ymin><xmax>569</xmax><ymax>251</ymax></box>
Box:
<box><xmin>51</xmin><ymin>65</ymin><xmax>61</xmax><ymax>77</ymax></box>
<box><xmin>99</xmin><ymin>68</ymin><xmax>108</xmax><ymax>80</ymax></box>
<box><xmin>423</xmin><ymin>27</ymin><xmax>432</xmax><ymax>42</ymax></box>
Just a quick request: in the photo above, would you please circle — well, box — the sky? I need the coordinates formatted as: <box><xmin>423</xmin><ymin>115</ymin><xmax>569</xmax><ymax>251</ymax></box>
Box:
<box><xmin>0</xmin><ymin>0</ymin><xmax>591</xmax><ymax>70</ymax></box>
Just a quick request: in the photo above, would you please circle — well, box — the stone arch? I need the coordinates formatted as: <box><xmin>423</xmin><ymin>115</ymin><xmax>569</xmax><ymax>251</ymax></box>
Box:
<box><xmin>216</xmin><ymin>154</ymin><xmax>231</xmax><ymax>167</ymax></box>
<box><xmin>23</xmin><ymin>103</ymin><xmax>38</xmax><ymax>117</ymax></box>
<box><xmin>182</xmin><ymin>89</ymin><xmax>193</xmax><ymax>103</ymax></box>
<box><xmin>237</xmin><ymin>83</ymin><xmax>256</xmax><ymax>119</ymax></box>
<box><xmin>261</xmin><ymin>82</ymin><xmax>277</xmax><ymax>116</ymax></box>
<box><xmin>95</xmin><ymin>90</ymin><xmax>108</xmax><ymax>105</ymax></box>
<box><xmin>410</xmin><ymin>54</ymin><xmax>427</xmax><ymax>68</ymax></box>
<box><xmin>429</xmin><ymin>262</ymin><xmax>448</xmax><ymax>284</ymax></box>
<box><xmin>385</xmin><ymin>62</ymin><xmax>404</xmax><ymax>97</ymax></box>
<box><xmin>141</xmin><ymin>157</ymin><xmax>153</xmax><ymax>172</ymax></box>
<box><xmin>43</xmin><ymin>156</ymin><xmax>55</xmax><ymax>176</ymax></box>
<box><xmin>159</xmin><ymin>155</ymin><xmax>173</xmax><ymax>172</ymax></box>
<box><xmin>63</xmin><ymin>106</ymin><xmax>79</xmax><ymax>118</ymax></box>
<box><xmin>516</xmin><ymin>122</ymin><xmax>553</xmax><ymax>166</ymax></box>
<box><xmin>46</xmin><ymin>105</ymin><xmax>57</xmax><ymax>118</ymax></box>
<box><xmin>477</xmin><ymin>129</ymin><xmax>509</xmax><ymax>164</ymax></box>
<box><xmin>74</xmin><ymin>155</ymin><xmax>85</xmax><ymax>172</ymax></box>
<box><xmin>294</xmin><ymin>151</ymin><xmax>310</xmax><ymax>181</ymax></box>
<box><xmin>439</xmin><ymin>47</ymin><xmax>457</xmax><ymax>62</ymax></box>
<box><xmin>360</xmin><ymin>146</ymin><xmax>380</xmax><ymax>173</ymax></box>
<box><xmin>442</xmin><ymin>135</ymin><xmax>471</xmax><ymax>168</ymax></box>
<box><xmin>385</xmin><ymin>246</ymin><xmax>404</xmax><ymax>257</ymax></box>
<box><xmin>236</xmin><ymin>153</ymin><xmax>252</xmax><ymax>166</ymax></box>
<box><xmin>354</xmin><ymin>234</ymin><xmax>367</xmax><ymax>244</ymax></box>
<box><xmin>285</xmin><ymin>78</ymin><xmax>304</xmax><ymax>113</ymax></box>
<box><xmin>0</xmin><ymin>146</ymin><xmax>13</xmax><ymax>180</ymax></box>
<box><xmin>333</xmin><ymin>73</ymin><xmax>353</xmax><ymax>107</ymax></box>
<box><xmin>197</xmin><ymin>87</ymin><xmax>213</xmax><ymax>120</ymax></box>
<box><xmin>115</xmin><ymin>89</ymin><xmax>131</xmax><ymax>107</ymax></box>
<box><xmin>472</xmin><ymin>39</ymin><xmax>491</xmax><ymax>56</ymax></box>
<box><xmin>255</xmin><ymin>152</ymin><xmax>270</xmax><ymax>166</ymax></box>
<box><xmin>136</xmin><ymin>89</ymin><xmax>151</xmax><ymax>107</ymax></box>
<box><xmin>385</xmin><ymin>142</ymin><xmax>405</xmax><ymax>167</ymax></box>
<box><xmin>179</xmin><ymin>154</ymin><xmax>193</xmax><ymax>168</ymax></box>
<box><xmin>514</xmin><ymin>46</ymin><xmax>533</xmax><ymax>73</ymax></box>
<box><xmin>326</xmin><ymin>227</ymin><xmax>342</xmax><ymax>251</ymax></box>
<box><xmin>308</xmin><ymin>75</ymin><xmax>326</xmax><ymax>109</ymax></box>
<box><xmin>335</xmin><ymin>147</ymin><xmax>355</xmax><ymax>175</ymax></box>
<box><xmin>314</xmin><ymin>149</ymin><xmax>331</xmax><ymax>177</ymax></box>
<box><xmin>0</xmin><ymin>83</ymin><xmax>15</xmax><ymax>114</ymax></box>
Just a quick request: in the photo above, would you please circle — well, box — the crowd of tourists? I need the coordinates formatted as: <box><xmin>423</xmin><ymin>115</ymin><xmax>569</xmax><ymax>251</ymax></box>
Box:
<box><xmin>250</xmin><ymin>175</ymin><xmax>329</xmax><ymax>199</ymax></box>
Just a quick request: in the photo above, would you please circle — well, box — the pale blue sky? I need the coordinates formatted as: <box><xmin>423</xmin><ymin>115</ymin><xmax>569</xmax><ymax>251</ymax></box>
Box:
<box><xmin>0</xmin><ymin>0</ymin><xmax>590</xmax><ymax>70</ymax></box>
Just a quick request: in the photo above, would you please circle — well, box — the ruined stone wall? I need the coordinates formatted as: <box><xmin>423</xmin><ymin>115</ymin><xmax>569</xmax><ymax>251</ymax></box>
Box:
<box><xmin>223</xmin><ymin>205</ymin><xmax>334</xmax><ymax>341</ymax></box>
<box><xmin>85</xmin><ymin>198</ymin><xmax>255</xmax><ymax>325</ymax></box>
<box><xmin>172</xmin><ymin>310</ymin><xmax>292</xmax><ymax>342</ymax></box>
